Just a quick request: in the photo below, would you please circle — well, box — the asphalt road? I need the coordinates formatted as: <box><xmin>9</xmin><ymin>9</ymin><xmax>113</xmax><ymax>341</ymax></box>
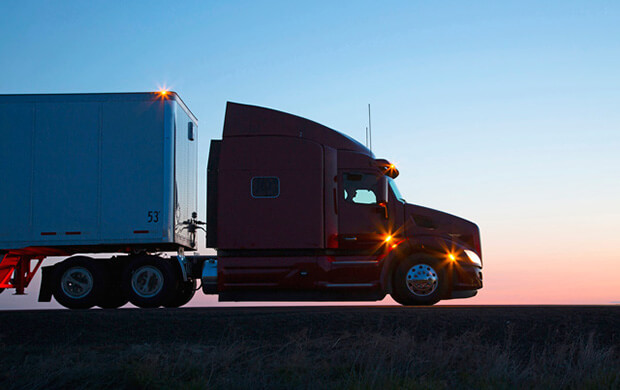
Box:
<box><xmin>1</xmin><ymin>305</ymin><xmax>618</xmax><ymax>348</ymax></box>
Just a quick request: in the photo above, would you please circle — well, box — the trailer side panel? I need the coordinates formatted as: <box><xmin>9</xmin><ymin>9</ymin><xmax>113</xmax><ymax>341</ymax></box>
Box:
<box><xmin>0</xmin><ymin>93</ymin><xmax>198</xmax><ymax>252</ymax></box>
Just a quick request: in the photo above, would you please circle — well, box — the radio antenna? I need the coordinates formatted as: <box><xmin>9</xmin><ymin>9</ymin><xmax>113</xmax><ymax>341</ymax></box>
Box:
<box><xmin>368</xmin><ymin>104</ymin><xmax>372</xmax><ymax>152</ymax></box>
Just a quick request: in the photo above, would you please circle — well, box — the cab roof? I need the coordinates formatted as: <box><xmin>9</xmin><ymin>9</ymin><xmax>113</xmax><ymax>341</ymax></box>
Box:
<box><xmin>223</xmin><ymin>102</ymin><xmax>373</xmax><ymax>156</ymax></box>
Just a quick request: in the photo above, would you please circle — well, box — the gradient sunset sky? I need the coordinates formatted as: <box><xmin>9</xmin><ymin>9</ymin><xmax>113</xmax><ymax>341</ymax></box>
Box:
<box><xmin>1</xmin><ymin>1</ymin><xmax>618</xmax><ymax>309</ymax></box>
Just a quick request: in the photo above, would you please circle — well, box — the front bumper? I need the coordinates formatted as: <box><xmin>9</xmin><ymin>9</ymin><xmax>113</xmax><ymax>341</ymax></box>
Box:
<box><xmin>450</xmin><ymin>289</ymin><xmax>477</xmax><ymax>299</ymax></box>
<box><xmin>452</xmin><ymin>263</ymin><xmax>483</xmax><ymax>291</ymax></box>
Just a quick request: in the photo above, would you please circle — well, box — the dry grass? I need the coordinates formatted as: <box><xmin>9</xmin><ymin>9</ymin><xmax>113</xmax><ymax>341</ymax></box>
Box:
<box><xmin>2</xmin><ymin>327</ymin><xmax>618</xmax><ymax>389</ymax></box>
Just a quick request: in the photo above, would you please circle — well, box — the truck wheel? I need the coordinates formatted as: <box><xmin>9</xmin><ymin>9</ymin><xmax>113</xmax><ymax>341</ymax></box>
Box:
<box><xmin>391</xmin><ymin>256</ymin><xmax>448</xmax><ymax>306</ymax></box>
<box><xmin>164</xmin><ymin>279</ymin><xmax>196</xmax><ymax>308</ymax></box>
<box><xmin>98</xmin><ymin>261</ymin><xmax>128</xmax><ymax>309</ymax></box>
<box><xmin>99</xmin><ymin>288</ymin><xmax>129</xmax><ymax>309</ymax></box>
<box><xmin>53</xmin><ymin>257</ymin><xmax>107</xmax><ymax>310</ymax></box>
<box><xmin>122</xmin><ymin>256</ymin><xmax>178</xmax><ymax>308</ymax></box>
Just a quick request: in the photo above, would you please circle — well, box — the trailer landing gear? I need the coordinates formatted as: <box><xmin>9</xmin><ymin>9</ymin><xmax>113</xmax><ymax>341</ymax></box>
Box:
<box><xmin>0</xmin><ymin>253</ymin><xmax>46</xmax><ymax>295</ymax></box>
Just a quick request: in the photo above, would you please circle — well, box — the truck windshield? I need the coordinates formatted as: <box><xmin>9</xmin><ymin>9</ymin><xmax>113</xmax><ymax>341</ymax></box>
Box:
<box><xmin>388</xmin><ymin>177</ymin><xmax>405</xmax><ymax>202</ymax></box>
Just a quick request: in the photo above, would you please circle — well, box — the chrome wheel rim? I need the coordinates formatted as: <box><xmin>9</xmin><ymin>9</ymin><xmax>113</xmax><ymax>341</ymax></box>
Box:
<box><xmin>406</xmin><ymin>264</ymin><xmax>438</xmax><ymax>296</ymax></box>
<box><xmin>61</xmin><ymin>267</ymin><xmax>94</xmax><ymax>299</ymax></box>
<box><xmin>131</xmin><ymin>265</ymin><xmax>164</xmax><ymax>298</ymax></box>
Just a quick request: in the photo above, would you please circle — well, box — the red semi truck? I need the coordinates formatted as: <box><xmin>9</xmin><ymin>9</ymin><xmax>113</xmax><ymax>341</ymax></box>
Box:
<box><xmin>0</xmin><ymin>92</ymin><xmax>482</xmax><ymax>309</ymax></box>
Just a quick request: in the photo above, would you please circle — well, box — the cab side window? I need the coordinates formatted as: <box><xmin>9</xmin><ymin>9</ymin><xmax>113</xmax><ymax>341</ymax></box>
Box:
<box><xmin>251</xmin><ymin>177</ymin><xmax>280</xmax><ymax>198</ymax></box>
<box><xmin>343</xmin><ymin>172</ymin><xmax>378</xmax><ymax>205</ymax></box>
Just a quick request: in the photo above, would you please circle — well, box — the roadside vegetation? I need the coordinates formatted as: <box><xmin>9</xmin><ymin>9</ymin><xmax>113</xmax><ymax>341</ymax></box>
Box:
<box><xmin>2</xmin><ymin>325</ymin><xmax>618</xmax><ymax>389</ymax></box>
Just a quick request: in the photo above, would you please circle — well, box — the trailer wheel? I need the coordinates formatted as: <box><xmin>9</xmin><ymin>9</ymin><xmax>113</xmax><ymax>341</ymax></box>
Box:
<box><xmin>122</xmin><ymin>256</ymin><xmax>178</xmax><ymax>308</ymax></box>
<box><xmin>390</xmin><ymin>255</ymin><xmax>448</xmax><ymax>306</ymax></box>
<box><xmin>97</xmin><ymin>261</ymin><xmax>128</xmax><ymax>309</ymax></box>
<box><xmin>99</xmin><ymin>288</ymin><xmax>129</xmax><ymax>309</ymax></box>
<box><xmin>164</xmin><ymin>279</ymin><xmax>197</xmax><ymax>308</ymax></box>
<box><xmin>53</xmin><ymin>257</ymin><xmax>107</xmax><ymax>310</ymax></box>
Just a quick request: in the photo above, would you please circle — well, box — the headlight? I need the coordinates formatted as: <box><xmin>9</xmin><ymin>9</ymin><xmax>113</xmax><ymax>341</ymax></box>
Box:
<box><xmin>464</xmin><ymin>249</ymin><xmax>482</xmax><ymax>267</ymax></box>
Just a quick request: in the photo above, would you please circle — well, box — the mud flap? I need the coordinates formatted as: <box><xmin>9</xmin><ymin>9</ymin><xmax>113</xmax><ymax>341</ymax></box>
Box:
<box><xmin>38</xmin><ymin>265</ymin><xmax>55</xmax><ymax>302</ymax></box>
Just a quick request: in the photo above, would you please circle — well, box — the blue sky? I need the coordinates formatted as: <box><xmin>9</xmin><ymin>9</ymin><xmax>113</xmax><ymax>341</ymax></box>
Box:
<box><xmin>1</xmin><ymin>1</ymin><xmax>619</xmax><ymax>308</ymax></box>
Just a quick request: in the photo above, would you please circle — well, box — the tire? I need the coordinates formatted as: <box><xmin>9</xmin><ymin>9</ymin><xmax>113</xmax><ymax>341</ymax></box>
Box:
<box><xmin>164</xmin><ymin>279</ymin><xmax>197</xmax><ymax>308</ymax></box>
<box><xmin>52</xmin><ymin>256</ymin><xmax>107</xmax><ymax>310</ymax></box>
<box><xmin>99</xmin><ymin>290</ymin><xmax>129</xmax><ymax>309</ymax></box>
<box><xmin>0</xmin><ymin>288</ymin><xmax>4</xmax><ymax>295</ymax></box>
<box><xmin>122</xmin><ymin>256</ymin><xmax>179</xmax><ymax>308</ymax></box>
<box><xmin>390</xmin><ymin>255</ymin><xmax>449</xmax><ymax>306</ymax></box>
<box><xmin>97</xmin><ymin>261</ymin><xmax>128</xmax><ymax>309</ymax></box>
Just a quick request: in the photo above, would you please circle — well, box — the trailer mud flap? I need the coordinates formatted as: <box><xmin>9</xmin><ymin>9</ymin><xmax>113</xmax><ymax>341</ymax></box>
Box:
<box><xmin>38</xmin><ymin>265</ymin><xmax>55</xmax><ymax>302</ymax></box>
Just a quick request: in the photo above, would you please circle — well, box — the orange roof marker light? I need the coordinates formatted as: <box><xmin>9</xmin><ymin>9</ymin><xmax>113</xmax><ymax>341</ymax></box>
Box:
<box><xmin>154</xmin><ymin>84</ymin><xmax>172</xmax><ymax>100</ymax></box>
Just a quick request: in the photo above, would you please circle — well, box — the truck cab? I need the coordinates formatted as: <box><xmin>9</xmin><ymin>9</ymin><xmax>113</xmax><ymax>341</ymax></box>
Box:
<box><xmin>207</xmin><ymin>102</ymin><xmax>482</xmax><ymax>305</ymax></box>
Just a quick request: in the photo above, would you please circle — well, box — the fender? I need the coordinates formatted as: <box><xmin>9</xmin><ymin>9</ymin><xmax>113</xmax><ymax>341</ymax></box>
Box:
<box><xmin>380</xmin><ymin>234</ymin><xmax>475</xmax><ymax>294</ymax></box>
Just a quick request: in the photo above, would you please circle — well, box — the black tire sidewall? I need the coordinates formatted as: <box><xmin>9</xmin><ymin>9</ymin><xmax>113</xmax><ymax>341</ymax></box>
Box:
<box><xmin>98</xmin><ymin>284</ymin><xmax>129</xmax><ymax>309</ymax></box>
<box><xmin>98</xmin><ymin>291</ymin><xmax>129</xmax><ymax>309</ymax></box>
<box><xmin>391</xmin><ymin>255</ymin><xmax>448</xmax><ymax>306</ymax></box>
<box><xmin>164</xmin><ymin>279</ymin><xmax>196</xmax><ymax>308</ymax></box>
<box><xmin>122</xmin><ymin>256</ymin><xmax>178</xmax><ymax>308</ymax></box>
<box><xmin>97</xmin><ymin>260</ymin><xmax>128</xmax><ymax>309</ymax></box>
<box><xmin>52</xmin><ymin>257</ymin><xmax>107</xmax><ymax>310</ymax></box>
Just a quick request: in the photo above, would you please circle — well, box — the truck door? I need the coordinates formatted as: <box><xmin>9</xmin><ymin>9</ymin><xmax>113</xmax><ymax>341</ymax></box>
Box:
<box><xmin>337</xmin><ymin>171</ymin><xmax>390</xmax><ymax>252</ymax></box>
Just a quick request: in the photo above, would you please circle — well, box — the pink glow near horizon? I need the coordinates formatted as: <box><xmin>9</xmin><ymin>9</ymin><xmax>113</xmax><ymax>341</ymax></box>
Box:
<box><xmin>2</xmin><ymin>2</ymin><xmax>620</xmax><ymax>309</ymax></box>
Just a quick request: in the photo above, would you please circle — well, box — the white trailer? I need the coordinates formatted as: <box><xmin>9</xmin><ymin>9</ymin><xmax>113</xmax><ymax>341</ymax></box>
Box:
<box><xmin>0</xmin><ymin>92</ymin><xmax>198</xmax><ymax>252</ymax></box>
<box><xmin>0</xmin><ymin>92</ymin><xmax>202</xmax><ymax>307</ymax></box>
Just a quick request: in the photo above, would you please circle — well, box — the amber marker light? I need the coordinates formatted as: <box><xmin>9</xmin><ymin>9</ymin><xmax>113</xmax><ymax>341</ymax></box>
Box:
<box><xmin>448</xmin><ymin>253</ymin><xmax>456</xmax><ymax>261</ymax></box>
<box><xmin>153</xmin><ymin>88</ymin><xmax>172</xmax><ymax>101</ymax></box>
<box><xmin>384</xmin><ymin>235</ymin><xmax>393</xmax><ymax>243</ymax></box>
